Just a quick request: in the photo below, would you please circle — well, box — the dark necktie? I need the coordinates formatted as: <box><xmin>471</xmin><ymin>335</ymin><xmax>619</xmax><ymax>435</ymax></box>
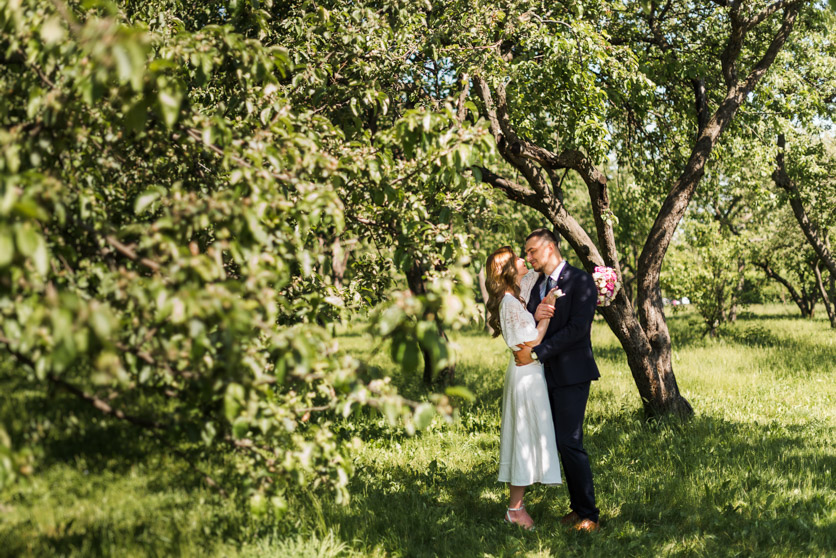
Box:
<box><xmin>545</xmin><ymin>275</ymin><xmax>556</xmax><ymax>297</ymax></box>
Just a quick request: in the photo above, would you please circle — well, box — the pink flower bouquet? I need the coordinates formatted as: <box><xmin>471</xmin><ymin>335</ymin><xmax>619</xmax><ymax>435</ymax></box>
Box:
<box><xmin>592</xmin><ymin>266</ymin><xmax>621</xmax><ymax>307</ymax></box>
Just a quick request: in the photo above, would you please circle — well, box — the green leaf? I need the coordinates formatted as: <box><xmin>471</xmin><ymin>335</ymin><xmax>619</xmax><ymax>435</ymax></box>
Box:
<box><xmin>413</xmin><ymin>402</ymin><xmax>434</xmax><ymax>430</ymax></box>
<box><xmin>12</xmin><ymin>199</ymin><xmax>47</xmax><ymax>220</ymax></box>
<box><xmin>377</xmin><ymin>306</ymin><xmax>405</xmax><ymax>336</ymax></box>
<box><xmin>135</xmin><ymin>188</ymin><xmax>160</xmax><ymax>215</ymax></box>
<box><xmin>445</xmin><ymin>385</ymin><xmax>475</xmax><ymax>402</ymax></box>
<box><xmin>32</xmin><ymin>239</ymin><xmax>48</xmax><ymax>275</ymax></box>
<box><xmin>14</xmin><ymin>224</ymin><xmax>40</xmax><ymax>256</ymax></box>
<box><xmin>0</xmin><ymin>228</ymin><xmax>12</xmax><ymax>267</ymax></box>
<box><xmin>114</xmin><ymin>44</ymin><xmax>134</xmax><ymax>85</ymax></box>
<box><xmin>0</xmin><ymin>186</ymin><xmax>16</xmax><ymax>215</ymax></box>
<box><xmin>124</xmin><ymin>99</ymin><xmax>147</xmax><ymax>134</ymax></box>
<box><xmin>202</xmin><ymin>421</ymin><xmax>218</xmax><ymax>445</ymax></box>
<box><xmin>40</xmin><ymin>17</ymin><xmax>66</xmax><ymax>45</ymax></box>
<box><xmin>90</xmin><ymin>307</ymin><xmax>112</xmax><ymax>339</ymax></box>
<box><xmin>250</xmin><ymin>492</ymin><xmax>268</xmax><ymax>516</ymax></box>
<box><xmin>158</xmin><ymin>84</ymin><xmax>184</xmax><ymax>128</ymax></box>
<box><xmin>470</xmin><ymin>167</ymin><xmax>482</xmax><ymax>183</ymax></box>
<box><xmin>401</xmin><ymin>340</ymin><xmax>420</xmax><ymax>372</ymax></box>
<box><xmin>232</xmin><ymin>417</ymin><xmax>249</xmax><ymax>439</ymax></box>
<box><xmin>224</xmin><ymin>383</ymin><xmax>245</xmax><ymax>421</ymax></box>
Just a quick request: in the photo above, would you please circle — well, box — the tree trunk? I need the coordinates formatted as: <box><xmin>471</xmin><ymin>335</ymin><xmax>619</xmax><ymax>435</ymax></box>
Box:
<box><xmin>331</xmin><ymin>238</ymin><xmax>351</xmax><ymax>290</ymax></box>
<box><xmin>799</xmin><ymin>284</ymin><xmax>816</xmax><ymax>318</ymax></box>
<box><xmin>756</xmin><ymin>261</ymin><xmax>814</xmax><ymax>318</ymax></box>
<box><xmin>405</xmin><ymin>258</ymin><xmax>455</xmax><ymax>386</ymax></box>
<box><xmin>830</xmin><ymin>271</ymin><xmax>836</xmax><ymax>327</ymax></box>
<box><xmin>813</xmin><ymin>260</ymin><xmax>836</xmax><ymax>329</ymax></box>
<box><xmin>728</xmin><ymin>257</ymin><xmax>745</xmax><ymax>322</ymax></box>
<box><xmin>598</xmin><ymin>295</ymin><xmax>694</xmax><ymax>417</ymax></box>
<box><xmin>477</xmin><ymin>268</ymin><xmax>494</xmax><ymax>335</ymax></box>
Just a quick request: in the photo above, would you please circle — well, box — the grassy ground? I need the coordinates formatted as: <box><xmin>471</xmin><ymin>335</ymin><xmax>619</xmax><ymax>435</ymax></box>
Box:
<box><xmin>1</xmin><ymin>305</ymin><xmax>834</xmax><ymax>557</ymax></box>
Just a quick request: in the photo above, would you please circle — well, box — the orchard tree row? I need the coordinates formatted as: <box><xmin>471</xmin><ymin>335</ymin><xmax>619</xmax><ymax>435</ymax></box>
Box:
<box><xmin>1</xmin><ymin>0</ymin><xmax>834</xmax><ymax>511</ymax></box>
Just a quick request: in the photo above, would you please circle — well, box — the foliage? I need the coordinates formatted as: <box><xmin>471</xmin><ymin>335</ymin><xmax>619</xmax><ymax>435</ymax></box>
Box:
<box><xmin>271</xmin><ymin>2</ymin><xmax>501</xmax><ymax>304</ymax></box>
<box><xmin>1</xmin><ymin>0</ymin><xmax>834</xmax><ymax>521</ymax></box>
<box><xmin>0</xmin><ymin>0</ymin><xmax>486</xmax><ymax>504</ymax></box>
<box><xmin>663</xmin><ymin>218</ymin><xmax>748</xmax><ymax>335</ymax></box>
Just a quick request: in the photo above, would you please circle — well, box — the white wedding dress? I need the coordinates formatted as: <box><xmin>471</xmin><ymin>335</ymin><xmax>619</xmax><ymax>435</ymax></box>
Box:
<box><xmin>497</xmin><ymin>270</ymin><xmax>562</xmax><ymax>486</ymax></box>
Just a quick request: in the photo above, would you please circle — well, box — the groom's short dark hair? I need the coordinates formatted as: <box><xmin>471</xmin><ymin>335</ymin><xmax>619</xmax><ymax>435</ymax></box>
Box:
<box><xmin>526</xmin><ymin>228</ymin><xmax>560</xmax><ymax>250</ymax></box>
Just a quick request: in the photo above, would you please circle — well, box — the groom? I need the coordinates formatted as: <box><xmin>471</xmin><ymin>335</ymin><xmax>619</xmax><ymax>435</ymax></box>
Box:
<box><xmin>514</xmin><ymin>228</ymin><xmax>601</xmax><ymax>532</ymax></box>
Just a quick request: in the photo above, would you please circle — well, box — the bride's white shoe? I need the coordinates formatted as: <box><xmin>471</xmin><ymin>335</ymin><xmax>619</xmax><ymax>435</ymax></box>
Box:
<box><xmin>504</xmin><ymin>504</ymin><xmax>535</xmax><ymax>531</ymax></box>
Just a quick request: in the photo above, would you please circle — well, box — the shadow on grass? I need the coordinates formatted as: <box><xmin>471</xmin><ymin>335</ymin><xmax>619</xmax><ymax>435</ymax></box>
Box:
<box><xmin>319</xmin><ymin>413</ymin><xmax>834</xmax><ymax>557</ymax></box>
<box><xmin>597</xmin><ymin>309</ymin><xmax>836</xmax><ymax>354</ymax></box>
<box><xmin>734</xmin><ymin>310</ymin><xmax>822</xmax><ymax>322</ymax></box>
<box><xmin>1</xmin><ymin>381</ymin><xmax>168</xmax><ymax>476</ymax></box>
<box><xmin>0</xmin><ymin>376</ymin><xmax>223</xmax><ymax>506</ymax></box>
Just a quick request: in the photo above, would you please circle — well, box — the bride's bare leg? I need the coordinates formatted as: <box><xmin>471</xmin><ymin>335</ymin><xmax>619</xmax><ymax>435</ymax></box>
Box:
<box><xmin>507</xmin><ymin>485</ymin><xmax>535</xmax><ymax>529</ymax></box>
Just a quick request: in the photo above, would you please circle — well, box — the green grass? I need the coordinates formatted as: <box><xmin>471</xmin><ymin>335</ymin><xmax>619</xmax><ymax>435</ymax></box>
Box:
<box><xmin>1</xmin><ymin>305</ymin><xmax>834</xmax><ymax>557</ymax></box>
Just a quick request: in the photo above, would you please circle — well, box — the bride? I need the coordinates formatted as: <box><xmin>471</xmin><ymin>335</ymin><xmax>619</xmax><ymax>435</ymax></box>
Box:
<box><xmin>485</xmin><ymin>246</ymin><xmax>562</xmax><ymax>530</ymax></box>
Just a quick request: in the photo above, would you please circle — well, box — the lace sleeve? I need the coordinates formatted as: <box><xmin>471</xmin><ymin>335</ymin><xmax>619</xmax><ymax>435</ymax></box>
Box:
<box><xmin>499</xmin><ymin>295</ymin><xmax>539</xmax><ymax>350</ymax></box>
<box><xmin>520</xmin><ymin>269</ymin><xmax>540</xmax><ymax>304</ymax></box>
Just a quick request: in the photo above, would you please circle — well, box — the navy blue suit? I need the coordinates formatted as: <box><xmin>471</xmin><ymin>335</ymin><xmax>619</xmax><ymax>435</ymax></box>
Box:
<box><xmin>527</xmin><ymin>263</ymin><xmax>600</xmax><ymax>523</ymax></box>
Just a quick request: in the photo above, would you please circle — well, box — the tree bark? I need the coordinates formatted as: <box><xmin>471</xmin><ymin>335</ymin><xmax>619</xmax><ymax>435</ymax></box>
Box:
<box><xmin>331</xmin><ymin>238</ymin><xmax>352</xmax><ymax>290</ymax></box>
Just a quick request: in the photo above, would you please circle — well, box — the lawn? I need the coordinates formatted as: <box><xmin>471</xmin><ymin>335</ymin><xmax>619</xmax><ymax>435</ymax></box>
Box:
<box><xmin>1</xmin><ymin>305</ymin><xmax>834</xmax><ymax>557</ymax></box>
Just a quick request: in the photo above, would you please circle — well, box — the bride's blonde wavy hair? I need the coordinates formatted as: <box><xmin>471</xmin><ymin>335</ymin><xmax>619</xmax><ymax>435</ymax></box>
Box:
<box><xmin>485</xmin><ymin>246</ymin><xmax>524</xmax><ymax>337</ymax></box>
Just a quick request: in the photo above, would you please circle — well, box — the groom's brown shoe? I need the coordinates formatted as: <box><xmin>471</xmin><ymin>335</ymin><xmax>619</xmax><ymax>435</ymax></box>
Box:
<box><xmin>573</xmin><ymin>519</ymin><xmax>600</xmax><ymax>532</ymax></box>
<box><xmin>560</xmin><ymin>511</ymin><xmax>581</xmax><ymax>526</ymax></box>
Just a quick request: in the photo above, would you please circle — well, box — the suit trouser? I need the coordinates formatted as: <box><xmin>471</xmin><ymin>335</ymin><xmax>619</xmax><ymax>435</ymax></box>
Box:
<box><xmin>549</xmin><ymin>381</ymin><xmax>599</xmax><ymax>523</ymax></box>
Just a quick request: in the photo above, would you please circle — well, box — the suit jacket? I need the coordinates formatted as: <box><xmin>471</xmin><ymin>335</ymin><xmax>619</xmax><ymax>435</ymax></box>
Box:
<box><xmin>527</xmin><ymin>263</ymin><xmax>600</xmax><ymax>389</ymax></box>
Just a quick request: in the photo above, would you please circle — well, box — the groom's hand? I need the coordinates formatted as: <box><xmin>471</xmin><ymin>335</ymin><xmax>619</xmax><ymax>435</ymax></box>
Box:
<box><xmin>514</xmin><ymin>344</ymin><xmax>534</xmax><ymax>366</ymax></box>
<box><xmin>534</xmin><ymin>302</ymin><xmax>555</xmax><ymax>321</ymax></box>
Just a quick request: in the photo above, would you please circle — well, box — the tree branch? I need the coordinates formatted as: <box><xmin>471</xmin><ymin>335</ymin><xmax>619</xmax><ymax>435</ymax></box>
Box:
<box><xmin>637</xmin><ymin>1</ymin><xmax>802</xmax><ymax>307</ymax></box>
<box><xmin>185</xmin><ymin>127</ymin><xmax>296</xmax><ymax>185</ymax></box>
<box><xmin>745</xmin><ymin>0</ymin><xmax>794</xmax><ymax>32</ymax></box>
<box><xmin>755</xmin><ymin>260</ymin><xmax>812</xmax><ymax>315</ymax></box>
<box><xmin>718</xmin><ymin>0</ymin><xmax>748</xmax><ymax>88</ymax></box>
<box><xmin>474</xmin><ymin>166</ymin><xmax>539</xmax><ymax>206</ymax></box>
<box><xmin>456</xmin><ymin>73</ymin><xmax>470</xmax><ymax>124</ymax></box>
<box><xmin>47</xmin><ymin>374</ymin><xmax>164</xmax><ymax>429</ymax></box>
<box><xmin>740</xmin><ymin>3</ymin><xmax>803</xmax><ymax>94</ymax></box>
<box><xmin>471</xmin><ymin>75</ymin><xmax>552</xmax><ymax>201</ymax></box>
<box><xmin>0</xmin><ymin>330</ymin><xmax>231</xmax><ymax>496</ymax></box>
<box><xmin>772</xmin><ymin>134</ymin><xmax>836</xmax><ymax>278</ymax></box>
<box><xmin>506</xmin><ymin>141</ymin><xmax>619</xmax><ymax>269</ymax></box>
<box><xmin>104</xmin><ymin>235</ymin><xmax>161</xmax><ymax>273</ymax></box>
<box><xmin>813</xmin><ymin>260</ymin><xmax>835</xmax><ymax>325</ymax></box>
<box><xmin>692</xmin><ymin>78</ymin><xmax>709</xmax><ymax>136</ymax></box>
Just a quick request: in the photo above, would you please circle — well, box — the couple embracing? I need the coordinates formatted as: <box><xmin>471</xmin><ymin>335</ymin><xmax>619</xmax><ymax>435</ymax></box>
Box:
<box><xmin>485</xmin><ymin>228</ymin><xmax>600</xmax><ymax>532</ymax></box>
